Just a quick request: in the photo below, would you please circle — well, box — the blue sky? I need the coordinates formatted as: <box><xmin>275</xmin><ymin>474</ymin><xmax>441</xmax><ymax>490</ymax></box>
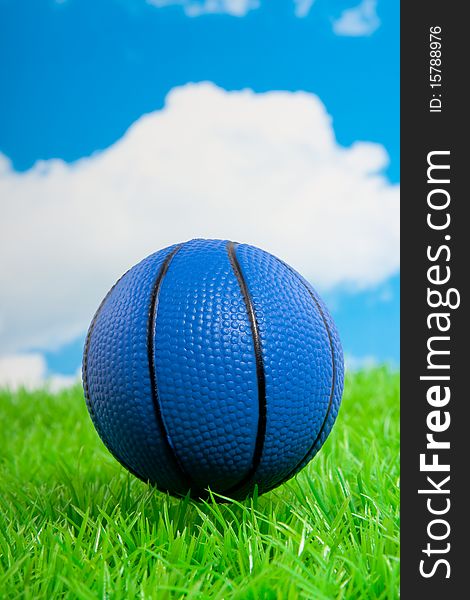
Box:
<box><xmin>0</xmin><ymin>0</ymin><xmax>399</xmax><ymax>386</ymax></box>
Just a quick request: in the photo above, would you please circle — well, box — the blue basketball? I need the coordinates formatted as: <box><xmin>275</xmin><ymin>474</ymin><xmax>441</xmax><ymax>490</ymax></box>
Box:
<box><xmin>82</xmin><ymin>239</ymin><xmax>344</xmax><ymax>500</ymax></box>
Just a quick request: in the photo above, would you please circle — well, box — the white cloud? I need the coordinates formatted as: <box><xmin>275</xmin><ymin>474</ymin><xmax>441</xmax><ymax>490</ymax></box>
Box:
<box><xmin>0</xmin><ymin>82</ymin><xmax>399</xmax><ymax>355</ymax></box>
<box><xmin>293</xmin><ymin>0</ymin><xmax>315</xmax><ymax>18</ymax></box>
<box><xmin>0</xmin><ymin>353</ymin><xmax>79</xmax><ymax>391</ymax></box>
<box><xmin>147</xmin><ymin>0</ymin><xmax>259</xmax><ymax>17</ymax></box>
<box><xmin>333</xmin><ymin>0</ymin><xmax>380</xmax><ymax>37</ymax></box>
<box><xmin>345</xmin><ymin>354</ymin><xmax>378</xmax><ymax>372</ymax></box>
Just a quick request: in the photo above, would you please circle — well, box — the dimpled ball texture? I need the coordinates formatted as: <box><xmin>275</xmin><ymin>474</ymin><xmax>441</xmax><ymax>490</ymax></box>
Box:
<box><xmin>83</xmin><ymin>239</ymin><xmax>344</xmax><ymax>500</ymax></box>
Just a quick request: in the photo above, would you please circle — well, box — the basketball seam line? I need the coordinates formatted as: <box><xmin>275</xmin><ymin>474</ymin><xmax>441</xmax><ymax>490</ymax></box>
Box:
<box><xmin>223</xmin><ymin>241</ymin><xmax>267</xmax><ymax>496</ymax></box>
<box><xmin>147</xmin><ymin>244</ymin><xmax>208</xmax><ymax>498</ymax></box>
<box><xmin>278</xmin><ymin>259</ymin><xmax>337</xmax><ymax>484</ymax></box>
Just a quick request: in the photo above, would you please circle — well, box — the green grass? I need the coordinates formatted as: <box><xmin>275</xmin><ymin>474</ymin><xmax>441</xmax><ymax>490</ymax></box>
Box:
<box><xmin>0</xmin><ymin>369</ymin><xmax>399</xmax><ymax>599</ymax></box>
